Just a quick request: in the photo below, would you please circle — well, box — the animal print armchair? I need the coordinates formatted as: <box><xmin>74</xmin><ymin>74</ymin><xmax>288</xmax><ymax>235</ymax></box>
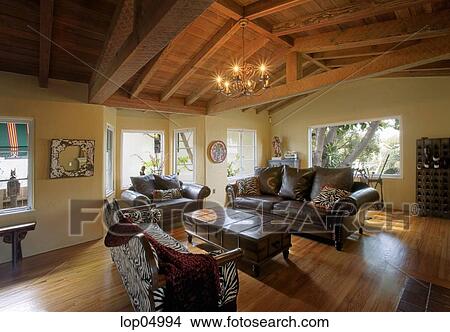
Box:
<box><xmin>103</xmin><ymin>201</ymin><xmax>242</xmax><ymax>311</ymax></box>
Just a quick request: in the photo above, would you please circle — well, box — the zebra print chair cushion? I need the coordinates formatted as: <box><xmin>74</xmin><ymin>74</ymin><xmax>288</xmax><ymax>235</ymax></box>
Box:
<box><xmin>122</xmin><ymin>206</ymin><xmax>161</xmax><ymax>224</ymax></box>
<box><xmin>108</xmin><ymin>204</ymin><xmax>239</xmax><ymax>312</ymax></box>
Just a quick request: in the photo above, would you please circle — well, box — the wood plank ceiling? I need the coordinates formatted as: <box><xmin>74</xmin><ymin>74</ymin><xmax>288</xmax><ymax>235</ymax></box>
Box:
<box><xmin>0</xmin><ymin>0</ymin><xmax>449</xmax><ymax>115</ymax></box>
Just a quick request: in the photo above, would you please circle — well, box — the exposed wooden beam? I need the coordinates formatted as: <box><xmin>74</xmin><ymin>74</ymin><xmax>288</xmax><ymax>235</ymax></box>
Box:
<box><xmin>211</xmin><ymin>0</ymin><xmax>293</xmax><ymax>47</ymax></box>
<box><xmin>211</xmin><ymin>0</ymin><xmax>243</xmax><ymax>20</ymax></box>
<box><xmin>291</xmin><ymin>9</ymin><xmax>450</xmax><ymax>53</ymax></box>
<box><xmin>312</xmin><ymin>44</ymin><xmax>397</xmax><ymax>60</ymax></box>
<box><xmin>302</xmin><ymin>53</ymin><xmax>331</xmax><ymax>71</ymax></box>
<box><xmin>256</xmin><ymin>99</ymin><xmax>287</xmax><ymax>113</ymax></box>
<box><xmin>383</xmin><ymin>70</ymin><xmax>450</xmax><ymax>77</ymax></box>
<box><xmin>39</xmin><ymin>0</ymin><xmax>54</xmax><ymax>88</ymax></box>
<box><xmin>160</xmin><ymin>19</ymin><xmax>240</xmax><ymax>102</ymax></box>
<box><xmin>247</xmin><ymin>20</ymin><xmax>293</xmax><ymax>47</ymax></box>
<box><xmin>271</xmin><ymin>65</ymin><xmax>286</xmax><ymax>86</ymax></box>
<box><xmin>208</xmin><ymin>35</ymin><xmax>450</xmax><ymax>113</ymax></box>
<box><xmin>273</xmin><ymin>0</ymin><xmax>437</xmax><ymax>36</ymax></box>
<box><xmin>90</xmin><ymin>0</ymin><xmax>135</xmax><ymax>88</ymax></box>
<box><xmin>104</xmin><ymin>90</ymin><xmax>206</xmax><ymax>115</ymax></box>
<box><xmin>244</xmin><ymin>0</ymin><xmax>310</xmax><ymax>20</ymax></box>
<box><xmin>269</xmin><ymin>95</ymin><xmax>309</xmax><ymax>114</ymax></box>
<box><xmin>185</xmin><ymin>82</ymin><xmax>217</xmax><ymax>106</ymax></box>
<box><xmin>89</xmin><ymin>0</ymin><xmax>214</xmax><ymax>104</ymax></box>
<box><xmin>185</xmin><ymin>37</ymin><xmax>269</xmax><ymax>105</ymax></box>
<box><xmin>286</xmin><ymin>52</ymin><xmax>301</xmax><ymax>82</ymax></box>
<box><xmin>324</xmin><ymin>56</ymin><xmax>376</xmax><ymax>68</ymax></box>
<box><xmin>130</xmin><ymin>29</ymin><xmax>186</xmax><ymax>98</ymax></box>
<box><xmin>129</xmin><ymin>49</ymin><xmax>164</xmax><ymax>98</ymax></box>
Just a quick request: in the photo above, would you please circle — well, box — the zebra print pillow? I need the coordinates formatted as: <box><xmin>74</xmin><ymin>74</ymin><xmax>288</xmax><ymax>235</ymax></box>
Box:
<box><xmin>153</xmin><ymin>188</ymin><xmax>183</xmax><ymax>201</ymax></box>
<box><xmin>312</xmin><ymin>185</ymin><xmax>350</xmax><ymax>210</ymax></box>
<box><xmin>236</xmin><ymin>176</ymin><xmax>261</xmax><ymax>196</ymax></box>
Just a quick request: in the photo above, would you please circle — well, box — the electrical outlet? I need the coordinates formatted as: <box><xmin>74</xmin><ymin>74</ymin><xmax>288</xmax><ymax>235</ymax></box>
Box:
<box><xmin>212</xmin><ymin>188</ymin><xmax>216</xmax><ymax>194</ymax></box>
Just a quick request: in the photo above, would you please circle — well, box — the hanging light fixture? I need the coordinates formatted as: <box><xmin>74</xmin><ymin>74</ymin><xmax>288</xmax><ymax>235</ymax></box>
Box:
<box><xmin>215</xmin><ymin>19</ymin><xmax>270</xmax><ymax>98</ymax></box>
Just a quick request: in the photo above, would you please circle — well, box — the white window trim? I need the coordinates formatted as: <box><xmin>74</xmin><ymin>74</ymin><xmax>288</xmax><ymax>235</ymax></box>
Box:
<box><xmin>173</xmin><ymin>128</ymin><xmax>196</xmax><ymax>183</ymax></box>
<box><xmin>0</xmin><ymin>116</ymin><xmax>34</xmax><ymax>216</ymax></box>
<box><xmin>120</xmin><ymin>129</ymin><xmax>165</xmax><ymax>190</ymax></box>
<box><xmin>307</xmin><ymin>115</ymin><xmax>403</xmax><ymax>179</ymax></box>
<box><xmin>105</xmin><ymin>123</ymin><xmax>115</xmax><ymax>197</ymax></box>
<box><xmin>227</xmin><ymin>128</ymin><xmax>257</xmax><ymax>181</ymax></box>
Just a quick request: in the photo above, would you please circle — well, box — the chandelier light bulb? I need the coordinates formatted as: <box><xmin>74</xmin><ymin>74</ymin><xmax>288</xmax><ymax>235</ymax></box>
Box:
<box><xmin>214</xmin><ymin>19</ymin><xmax>271</xmax><ymax>98</ymax></box>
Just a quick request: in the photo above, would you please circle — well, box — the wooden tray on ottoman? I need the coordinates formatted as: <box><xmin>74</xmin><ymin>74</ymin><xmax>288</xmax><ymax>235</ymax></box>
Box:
<box><xmin>184</xmin><ymin>208</ymin><xmax>292</xmax><ymax>277</ymax></box>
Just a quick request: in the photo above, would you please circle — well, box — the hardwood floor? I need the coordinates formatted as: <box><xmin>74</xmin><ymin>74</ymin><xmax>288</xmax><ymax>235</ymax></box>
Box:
<box><xmin>0</xmin><ymin>212</ymin><xmax>448</xmax><ymax>312</ymax></box>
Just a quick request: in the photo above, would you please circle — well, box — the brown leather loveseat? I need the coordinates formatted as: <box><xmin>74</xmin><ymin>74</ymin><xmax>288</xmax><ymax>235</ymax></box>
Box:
<box><xmin>121</xmin><ymin>174</ymin><xmax>211</xmax><ymax>232</ymax></box>
<box><xmin>226</xmin><ymin>165</ymin><xmax>379</xmax><ymax>251</ymax></box>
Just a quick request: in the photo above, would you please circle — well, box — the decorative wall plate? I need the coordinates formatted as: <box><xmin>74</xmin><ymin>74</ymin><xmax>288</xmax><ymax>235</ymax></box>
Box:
<box><xmin>50</xmin><ymin>139</ymin><xmax>95</xmax><ymax>179</ymax></box>
<box><xmin>208</xmin><ymin>140</ymin><xmax>227</xmax><ymax>164</ymax></box>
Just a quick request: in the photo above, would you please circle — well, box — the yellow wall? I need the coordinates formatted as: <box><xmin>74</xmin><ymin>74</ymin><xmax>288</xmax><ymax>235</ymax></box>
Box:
<box><xmin>205</xmin><ymin>109</ymin><xmax>271</xmax><ymax>204</ymax></box>
<box><xmin>270</xmin><ymin>77</ymin><xmax>450</xmax><ymax>209</ymax></box>
<box><xmin>0</xmin><ymin>72</ymin><xmax>106</xmax><ymax>264</ymax></box>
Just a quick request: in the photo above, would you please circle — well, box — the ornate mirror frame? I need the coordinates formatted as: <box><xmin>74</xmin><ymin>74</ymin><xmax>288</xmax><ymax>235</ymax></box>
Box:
<box><xmin>50</xmin><ymin>139</ymin><xmax>95</xmax><ymax>179</ymax></box>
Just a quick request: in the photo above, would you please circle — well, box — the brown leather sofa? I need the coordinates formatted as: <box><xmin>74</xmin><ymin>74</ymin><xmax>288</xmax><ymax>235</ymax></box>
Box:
<box><xmin>121</xmin><ymin>176</ymin><xmax>211</xmax><ymax>232</ymax></box>
<box><xmin>226</xmin><ymin>166</ymin><xmax>380</xmax><ymax>251</ymax></box>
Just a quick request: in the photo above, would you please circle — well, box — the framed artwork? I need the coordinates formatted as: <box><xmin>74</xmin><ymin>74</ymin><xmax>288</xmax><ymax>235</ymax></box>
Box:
<box><xmin>50</xmin><ymin>139</ymin><xmax>95</xmax><ymax>179</ymax></box>
<box><xmin>208</xmin><ymin>140</ymin><xmax>227</xmax><ymax>164</ymax></box>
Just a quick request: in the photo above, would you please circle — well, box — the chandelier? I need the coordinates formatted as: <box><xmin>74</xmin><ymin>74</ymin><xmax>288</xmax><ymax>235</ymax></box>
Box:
<box><xmin>215</xmin><ymin>19</ymin><xmax>270</xmax><ymax>98</ymax></box>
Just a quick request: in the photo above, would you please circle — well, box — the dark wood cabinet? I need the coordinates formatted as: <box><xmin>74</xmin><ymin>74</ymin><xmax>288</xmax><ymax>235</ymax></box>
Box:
<box><xmin>416</xmin><ymin>137</ymin><xmax>450</xmax><ymax>218</ymax></box>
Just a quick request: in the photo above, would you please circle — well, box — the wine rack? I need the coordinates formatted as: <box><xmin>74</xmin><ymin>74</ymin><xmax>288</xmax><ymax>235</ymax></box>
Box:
<box><xmin>416</xmin><ymin>137</ymin><xmax>450</xmax><ymax>218</ymax></box>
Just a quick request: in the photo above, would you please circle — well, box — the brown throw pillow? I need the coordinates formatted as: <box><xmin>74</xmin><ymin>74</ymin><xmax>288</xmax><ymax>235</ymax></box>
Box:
<box><xmin>130</xmin><ymin>175</ymin><xmax>156</xmax><ymax>198</ymax></box>
<box><xmin>236</xmin><ymin>176</ymin><xmax>261</xmax><ymax>196</ymax></box>
<box><xmin>278</xmin><ymin>166</ymin><xmax>315</xmax><ymax>200</ymax></box>
<box><xmin>153</xmin><ymin>188</ymin><xmax>183</xmax><ymax>201</ymax></box>
<box><xmin>310</xmin><ymin>166</ymin><xmax>353</xmax><ymax>199</ymax></box>
<box><xmin>154</xmin><ymin>174</ymin><xmax>181</xmax><ymax>190</ymax></box>
<box><xmin>312</xmin><ymin>186</ymin><xmax>351</xmax><ymax>210</ymax></box>
<box><xmin>254</xmin><ymin>166</ymin><xmax>282</xmax><ymax>195</ymax></box>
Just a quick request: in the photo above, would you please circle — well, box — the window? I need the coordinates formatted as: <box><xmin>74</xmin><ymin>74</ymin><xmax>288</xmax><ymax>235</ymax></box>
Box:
<box><xmin>174</xmin><ymin>129</ymin><xmax>195</xmax><ymax>183</ymax></box>
<box><xmin>0</xmin><ymin>118</ymin><xmax>33</xmax><ymax>214</ymax></box>
<box><xmin>105</xmin><ymin>125</ymin><xmax>114</xmax><ymax>196</ymax></box>
<box><xmin>309</xmin><ymin>117</ymin><xmax>401</xmax><ymax>177</ymax></box>
<box><xmin>121</xmin><ymin>131</ymin><xmax>164</xmax><ymax>189</ymax></box>
<box><xmin>227</xmin><ymin>129</ymin><xmax>256</xmax><ymax>179</ymax></box>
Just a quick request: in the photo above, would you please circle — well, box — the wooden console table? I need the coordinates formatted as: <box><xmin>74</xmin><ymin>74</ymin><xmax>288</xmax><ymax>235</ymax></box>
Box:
<box><xmin>0</xmin><ymin>222</ymin><xmax>36</xmax><ymax>267</ymax></box>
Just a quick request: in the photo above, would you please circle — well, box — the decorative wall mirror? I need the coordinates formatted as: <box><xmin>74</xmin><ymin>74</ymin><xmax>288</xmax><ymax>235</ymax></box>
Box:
<box><xmin>50</xmin><ymin>139</ymin><xmax>95</xmax><ymax>179</ymax></box>
<box><xmin>208</xmin><ymin>140</ymin><xmax>227</xmax><ymax>164</ymax></box>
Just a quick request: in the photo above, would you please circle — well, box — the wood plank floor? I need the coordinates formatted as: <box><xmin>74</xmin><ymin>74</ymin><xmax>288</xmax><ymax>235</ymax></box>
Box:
<box><xmin>0</xmin><ymin>212</ymin><xmax>448</xmax><ymax>311</ymax></box>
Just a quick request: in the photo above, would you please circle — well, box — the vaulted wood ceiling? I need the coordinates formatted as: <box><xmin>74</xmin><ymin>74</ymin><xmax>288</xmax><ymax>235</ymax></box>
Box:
<box><xmin>1</xmin><ymin>0</ymin><xmax>449</xmax><ymax>115</ymax></box>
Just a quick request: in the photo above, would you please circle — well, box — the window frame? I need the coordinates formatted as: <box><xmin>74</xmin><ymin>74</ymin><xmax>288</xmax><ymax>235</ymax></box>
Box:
<box><xmin>227</xmin><ymin>128</ymin><xmax>257</xmax><ymax>181</ymax></box>
<box><xmin>307</xmin><ymin>115</ymin><xmax>403</xmax><ymax>179</ymax></box>
<box><xmin>173</xmin><ymin>128</ymin><xmax>196</xmax><ymax>183</ymax></box>
<box><xmin>105</xmin><ymin>123</ymin><xmax>115</xmax><ymax>197</ymax></box>
<box><xmin>0</xmin><ymin>116</ymin><xmax>34</xmax><ymax>216</ymax></box>
<box><xmin>120</xmin><ymin>129</ymin><xmax>165</xmax><ymax>190</ymax></box>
